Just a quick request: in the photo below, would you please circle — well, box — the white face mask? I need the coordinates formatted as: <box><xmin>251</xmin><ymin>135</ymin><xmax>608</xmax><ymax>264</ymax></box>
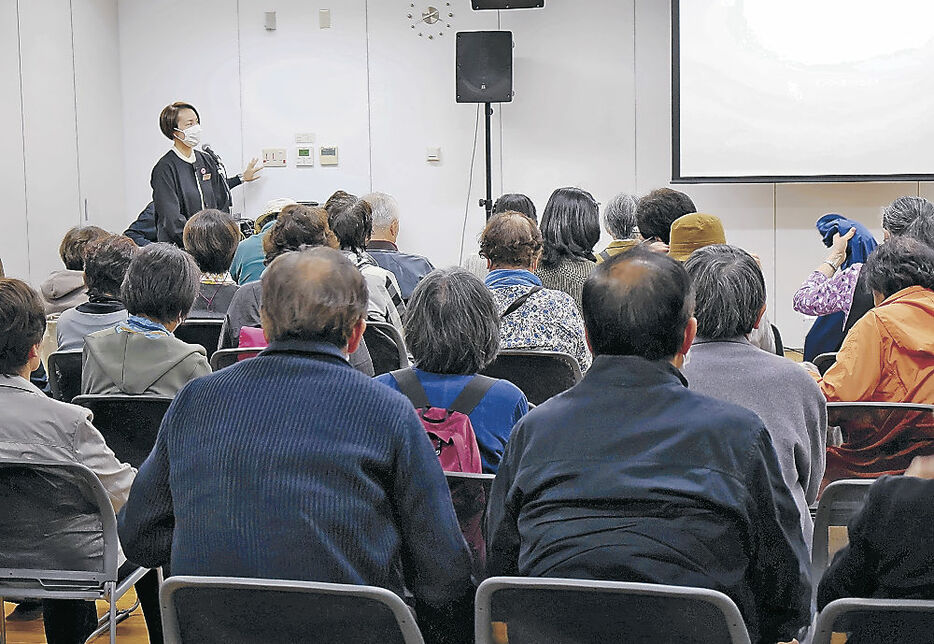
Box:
<box><xmin>175</xmin><ymin>123</ymin><xmax>202</xmax><ymax>147</ymax></box>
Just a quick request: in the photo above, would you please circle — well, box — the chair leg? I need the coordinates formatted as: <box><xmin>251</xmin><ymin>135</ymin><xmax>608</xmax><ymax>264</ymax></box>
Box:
<box><xmin>109</xmin><ymin>593</ymin><xmax>116</xmax><ymax>644</ymax></box>
<box><xmin>1</xmin><ymin>596</ymin><xmax>7</xmax><ymax>644</ymax></box>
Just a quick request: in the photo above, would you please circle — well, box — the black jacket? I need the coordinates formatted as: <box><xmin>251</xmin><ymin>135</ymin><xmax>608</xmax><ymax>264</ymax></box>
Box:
<box><xmin>124</xmin><ymin>202</ymin><xmax>157</xmax><ymax>247</ymax></box>
<box><xmin>486</xmin><ymin>355</ymin><xmax>812</xmax><ymax>644</ymax></box>
<box><xmin>151</xmin><ymin>149</ymin><xmax>242</xmax><ymax>246</ymax></box>
<box><xmin>817</xmin><ymin>475</ymin><xmax>934</xmax><ymax>644</ymax></box>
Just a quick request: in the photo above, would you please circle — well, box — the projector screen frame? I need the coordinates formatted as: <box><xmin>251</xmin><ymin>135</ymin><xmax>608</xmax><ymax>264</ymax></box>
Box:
<box><xmin>670</xmin><ymin>0</ymin><xmax>934</xmax><ymax>184</ymax></box>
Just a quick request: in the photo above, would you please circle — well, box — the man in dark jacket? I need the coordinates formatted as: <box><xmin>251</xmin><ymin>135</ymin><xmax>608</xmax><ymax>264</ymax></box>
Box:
<box><xmin>118</xmin><ymin>247</ymin><xmax>472</xmax><ymax>642</ymax></box>
<box><xmin>363</xmin><ymin>192</ymin><xmax>435</xmax><ymax>301</ymax></box>
<box><xmin>124</xmin><ymin>202</ymin><xmax>157</xmax><ymax>247</ymax></box>
<box><xmin>486</xmin><ymin>247</ymin><xmax>811</xmax><ymax>644</ymax></box>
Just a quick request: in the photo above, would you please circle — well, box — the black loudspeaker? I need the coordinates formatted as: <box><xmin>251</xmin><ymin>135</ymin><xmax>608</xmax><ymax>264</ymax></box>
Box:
<box><xmin>456</xmin><ymin>31</ymin><xmax>513</xmax><ymax>104</ymax></box>
<box><xmin>472</xmin><ymin>0</ymin><xmax>544</xmax><ymax>8</ymax></box>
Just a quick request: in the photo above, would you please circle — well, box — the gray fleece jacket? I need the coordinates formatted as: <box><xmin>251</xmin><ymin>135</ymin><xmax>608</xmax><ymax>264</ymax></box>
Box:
<box><xmin>82</xmin><ymin>326</ymin><xmax>211</xmax><ymax>397</ymax></box>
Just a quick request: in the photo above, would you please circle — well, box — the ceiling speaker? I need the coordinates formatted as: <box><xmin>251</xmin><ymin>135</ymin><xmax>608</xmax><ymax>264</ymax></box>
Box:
<box><xmin>471</xmin><ymin>0</ymin><xmax>544</xmax><ymax>8</ymax></box>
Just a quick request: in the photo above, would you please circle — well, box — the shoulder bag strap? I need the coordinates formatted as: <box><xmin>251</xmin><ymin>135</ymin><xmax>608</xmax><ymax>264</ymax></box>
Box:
<box><xmin>448</xmin><ymin>375</ymin><xmax>498</xmax><ymax>416</ymax></box>
<box><xmin>390</xmin><ymin>368</ymin><xmax>431</xmax><ymax>409</ymax></box>
<box><xmin>502</xmin><ymin>286</ymin><xmax>543</xmax><ymax>317</ymax></box>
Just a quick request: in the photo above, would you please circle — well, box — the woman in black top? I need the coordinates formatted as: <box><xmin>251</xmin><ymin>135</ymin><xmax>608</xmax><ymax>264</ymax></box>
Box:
<box><xmin>150</xmin><ymin>101</ymin><xmax>261</xmax><ymax>246</ymax></box>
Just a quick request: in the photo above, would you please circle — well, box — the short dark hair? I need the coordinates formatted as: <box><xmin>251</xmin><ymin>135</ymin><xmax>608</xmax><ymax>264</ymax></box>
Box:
<box><xmin>261</xmin><ymin>246</ymin><xmax>368</xmax><ymax>347</ymax></box>
<box><xmin>539</xmin><ymin>187</ymin><xmax>601</xmax><ymax>267</ymax></box>
<box><xmin>324</xmin><ymin>190</ymin><xmax>358</xmax><ymax>218</ymax></box>
<box><xmin>582</xmin><ymin>246</ymin><xmax>695</xmax><ymax>360</ymax></box>
<box><xmin>263</xmin><ymin>205</ymin><xmax>338</xmax><ymax>263</ymax></box>
<box><xmin>121</xmin><ymin>243</ymin><xmax>201</xmax><ymax>324</ymax></box>
<box><xmin>0</xmin><ymin>278</ymin><xmax>47</xmax><ymax>375</ymax></box>
<box><xmin>636</xmin><ymin>188</ymin><xmax>696</xmax><ymax>244</ymax></box>
<box><xmin>59</xmin><ymin>225</ymin><xmax>108</xmax><ymax>270</ymax></box>
<box><xmin>159</xmin><ymin>102</ymin><xmax>199</xmax><ymax>140</ymax></box>
<box><xmin>480</xmin><ymin>211</ymin><xmax>543</xmax><ymax>269</ymax></box>
<box><xmin>405</xmin><ymin>268</ymin><xmax>500</xmax><ymax>375</ymax></box>
<box><xmin>493</xmin><ymin>193</ymin><xmax>537</xmax><ymax>222</ymax></box>
<box><xmin>183</xmin><ymin>209</ymin><xmax>241</xmax><ymax>273</ymax></box>
<box><xmin>863</xmin><ymin>236</ymin><xmax>934</xmax><ymax>299</ymax></box>
<box><xmin>329</xmin><ymin>199</ymin><xmax>373</xmax><ymax>254</ymax></box>
<box><xmin>684</xmin><ymin>245</ymin><xmax>765</xmax><ymax>339</ymax></box>
<box><xmin>83</xmin><ymin>235</ymin><xmax>139</xmax><ymax>300</ymax></box>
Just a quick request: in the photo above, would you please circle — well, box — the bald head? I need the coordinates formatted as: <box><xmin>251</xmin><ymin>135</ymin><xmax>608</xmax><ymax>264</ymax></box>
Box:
<box><xmin>261</xmin><ymin>247</ymin><xmax>368</xmax><ymax>349</ymax></box>
<box><xmin>582</xmin><ymin>246</ymin><xmax>695</xmax><ymax>361</ymax></box>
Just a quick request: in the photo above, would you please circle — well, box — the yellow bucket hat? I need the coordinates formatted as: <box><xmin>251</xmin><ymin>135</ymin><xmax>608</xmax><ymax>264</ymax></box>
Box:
<box><xmin>668</xmin><ymin>213</ymin><xmax>726</xmax><ymax>262</ymax></box>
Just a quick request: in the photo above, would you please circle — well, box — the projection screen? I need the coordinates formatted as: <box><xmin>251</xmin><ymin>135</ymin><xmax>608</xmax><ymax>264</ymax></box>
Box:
<box><xmin>672</xmin><ymin>0</ymin><xmax>934</xmax><ymax>183</ymax></box>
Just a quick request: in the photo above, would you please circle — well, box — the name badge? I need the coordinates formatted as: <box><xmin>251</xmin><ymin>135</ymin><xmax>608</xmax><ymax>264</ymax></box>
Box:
<box><xmin>202</xmin><ymin>173</ymin><xmax>212</xmax><ymax>181</ymax></box>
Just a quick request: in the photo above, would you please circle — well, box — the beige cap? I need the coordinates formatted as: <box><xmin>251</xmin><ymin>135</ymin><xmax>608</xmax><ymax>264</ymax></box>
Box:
<box><xmin>668</xmin><ymin>213</ymin><xmax>726</xmax><ymax>262</ymax></box>
<box><xmin>255</xmin><ymin>197</ymin><xmax>299</xmax><ymax>233</ymax></box>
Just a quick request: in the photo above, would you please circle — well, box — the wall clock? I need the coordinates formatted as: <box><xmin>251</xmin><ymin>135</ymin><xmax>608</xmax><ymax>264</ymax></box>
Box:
<box><xmin>407</xmin><ymin>2</ymin><xmax>455</xmax><ymax>40</ymax></box>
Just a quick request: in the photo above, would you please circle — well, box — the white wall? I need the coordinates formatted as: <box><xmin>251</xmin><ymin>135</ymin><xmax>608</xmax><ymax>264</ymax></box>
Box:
<box><xmin>9</xmin><ymin>0</ymin><xmax>926</xmax><ymax>348</ymax></box>
<box><xmin>0</xmin><ymin>0</ymin><xmax>124</xmax><ymax>284</ymax></box>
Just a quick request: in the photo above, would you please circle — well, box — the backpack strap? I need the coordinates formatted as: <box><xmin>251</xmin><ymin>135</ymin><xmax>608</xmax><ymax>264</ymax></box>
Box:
<box><xmin>448</xmin><ymin>375</ymin><xmax>497</xmax><ymax>416</ymax></box>
<box><xmin>598</xmin><ymin>249</ymin><xmax>611</xmax><ymax>262</ymax></box>
<box><xmin>502</xmin><ymin>286</ymin><xmax>543</xmax><ymax>317</ymax></box>
<box><xmin>390</xmin><ymin>368</ymin><xmax>430</xmax><ymax>409</ymax></box>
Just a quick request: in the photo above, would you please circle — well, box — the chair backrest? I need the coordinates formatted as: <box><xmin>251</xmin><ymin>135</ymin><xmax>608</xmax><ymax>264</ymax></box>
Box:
<box><xmin>480</xmin><ymin>350</ymin><xmax>582</xmax><ymax>405</ymax></box>
<box><xmin>0</xmin><ymin>459</ymin><xmax>118</xmax><ymax>600</ymax></box>
<box><xmin>475</xmin><ymin>577</ymin><xmax>751</xmax><ymax>644</ymax></box>
<box><xmin>812</xmin><ymin>479</ymin><xmax>874</xmax><ymax>578</ymax></box>
<box><xmin>812</xmin><ymin>352</ymin><xmax>837</xmax><ymax>375</ymax></box>
<box><xmin>160</xmin><ymin>576</ymin><xmax>424</xmax><ymax>644</ymax></box>
<box><xmin>210</xmin><ymin>348</ymin><xmax>261</xmax><ymax>371</ymax></box>
<box><xmin>363</xmin><ymin>321</ymin><xmax>409</xmax><ymax>376</ymax></box>
<box><xmin>174</xmin><ymin>319</ymin><xmax>224</xmax><ymax>359</ymax></box>
<box><xmin>445</xmin><ymin>472</ymin><xmax>495</xmax><ymax>578</ymax></box>
<box><xmin>813</xmin><ymin>598</ymin><xmax>934</xmax><ymax>644</ymax></box>
<box><xmin>72</xmin><ymin>395</ymin><xmax>172</xmax><ymax>468</ymax></box>
<box><xmin>47</xmin><ymin>350</ymin><xmax>83</xmax><ymax>403</ymax></box>
<box><xmin>770</xmin><ymin>323</ymin><xmax>784</xmax><ymax>357</ymax></box>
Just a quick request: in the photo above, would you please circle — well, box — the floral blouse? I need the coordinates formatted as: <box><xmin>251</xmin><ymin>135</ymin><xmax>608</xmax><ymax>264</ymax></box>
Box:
<box><xmin>793</xmin><ymin>264</ymin><xmax>862</xmax><ymax>317</ymax></box>
<box><xmin>488</xmin><ymin>284</ymin><xmax>592</xmax><ymax>372</ymax></box>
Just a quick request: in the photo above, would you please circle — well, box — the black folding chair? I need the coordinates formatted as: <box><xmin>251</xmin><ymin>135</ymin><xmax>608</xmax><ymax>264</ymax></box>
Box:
<box><xmin>814</xmin><ymin>598</ymin><xmax>934</xmax><ymax>644</ymax></box>
<box><xmin>175</xmin><ymin>319</ymin><xmax>223</xmax><ymax>360</ymax></box>
<box><xmin>481</xmin><ymin>350</ymin><xmax>582</xmax><ymax>405</ymax></box>
<box><xmin>770</xmin><ymin>323</ymin><xmax>784</xmax><ymax>357</ymax></box>
<box><xmin>72</xmin><ymin>395</ymin><xmax>172</xmax><ymax>468</ymax></box>
<box><xmin>363</xmin><ymin>321</ymin><xmax>408</xmax><ymax>376</ymax></box>
<box><xmin>210</xmin><ymin>348</ymin><xmax>261</xmax><ymax>371</ymax></box>
<box><xmin>811</xmin><ymin>479</ymin><xmax>873</xmax><ymax>581</ymax></box>
<box><xmin>445</xmin><ymin>472</ymin><xmax>495</xmax><ymax>579</ymax></box>
<box><xmin>813</xmin><ymin>352</ymin><xmax>837</xmax><ymax>375</ymax></box>
<box><xmin>47</xmin><ymin>350</ymin><xmax>83</xmax><ymax>403</ymax></box>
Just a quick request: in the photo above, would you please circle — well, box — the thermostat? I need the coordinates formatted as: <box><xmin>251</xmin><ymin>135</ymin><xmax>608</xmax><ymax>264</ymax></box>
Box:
<box><xmin>320</xmin><ymin>146</ymin><xmax>339</xmax><ymax>166</ymax></box>
<box><xmin>296</xmin><ymin>146</ymin><xmax>314</xmax><ymax>166</ymax></box>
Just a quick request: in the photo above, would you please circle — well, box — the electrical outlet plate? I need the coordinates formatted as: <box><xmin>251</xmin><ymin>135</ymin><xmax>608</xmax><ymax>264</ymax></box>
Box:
<box><xmin>320</xmin><ymin>146</ymin><xmax>339</xmax><ymax>166</ymax></box>
<box><xmin>262</xmin><ymin>148</ymin><xmax>287</xmax><ymax>167</ymax></box>
<box><xmin>427</xmin><ymin>147</ymin><xmax>442</xmax><ymax>162</ymax></box>
<box><xmin>296</xmin><ymin>146</ymin><xmax>315</xmax><ymax>166</ymax></box>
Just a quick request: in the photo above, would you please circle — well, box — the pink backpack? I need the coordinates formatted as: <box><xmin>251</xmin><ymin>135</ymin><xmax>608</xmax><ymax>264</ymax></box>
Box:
<box><xmin>390</xmin><ymin>368</ymin><xmax>493</xmax><ymax>474</ymax></box>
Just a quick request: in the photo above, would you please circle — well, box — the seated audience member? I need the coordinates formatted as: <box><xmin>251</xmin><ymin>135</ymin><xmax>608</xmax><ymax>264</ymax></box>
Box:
<box><xmin>0</xmin><ymin>278</ymin><xmax>159</xmax><ymax>644</ymax></box>
<box><xmin>682</xmin><ymin>245</ymin><xmax>827</xmax><ymax>547</ymax></box>
<box><xmin>229</xmin><ymin>197</ymin><xmax>297</xmax><ymax>284</ymax></box>
<box><xmin>669</xmin><ymin>213</ymin><xmax>776</xmax><ymax>353</ymax></box>
<box><xmin>635</xmin><ymin>187</ymin><xmax>696</xmax><ymax>246</ymax></box>
<box><xmin>40</xmin><ymin>225</ymin><xmax>108</xmax><ymax>314</ymax></box>
<box><xmin>816</xmin><ymin>456</ymin><xmax>934</xmax><ymax>644</ymax></box>
<box><xmin>793</xmin><ymin>197</ymin><xmax>930</xmax><ymax>321</ymax></box>
<box><xmin>818</xmin><ymin>237</ymin><xmax>934</xmax><ymax>481</ymax></box>
<box><xmin>481</xmin><ymin>211</ymin><xmax>591</xmax><ymax>371</ymax></box>
<box><xmin>596</xmin><ymin>192</ymin><xmax>640</xmax><ymax>263</ymax></box>
<box><xmin>219</xmin><ymin>205</ymin><xmax>374</xmax><ymax>375</ymax></box>
<box><xmin>124</xmin><ymin>202</ymin><xmax>157</xmax><ymax>247</ymax></box>
<box><xmin>534</xmin><ymin>187</ymin><xmax>601</xmax><ymax>309</ymax></box>
<box><xmin>118</xmin><ymin>247</ymin><xmax>474</xmax><ymax>643</ymax></box>
<box><xmin>377</xmin><ymin>268</ymin><xmax>529</xmax><ymax>473</ymax></box>
<box><xmin>183</xmin><ymin>209</ymin><xmax>240</xmax><ymax>318</ymax></box>
<box><xmin>486</xmin><ymin>247</ymin><xmax>811</xmax><ymax>644</ymax></box>
<box><xmin>493</xmin><ymin>193</ymin><xmax>536</xmax><ymax>221</ymax></box>
<box><xmin>57</xmin><ymin>235</ymin><xmax>137</xmax><ymax>351</ymax></box>
<box><xmin>328</xmin><ymin>197</ymin><xmax>406</xmax><ymax>331</ymax></box>
<box><xmin>82</xmin><ymin>243</ymin><xmax>211</xmax><ymax>396</ymax></box>
<box><xmin>363</xmin><ymin>192</ymin><xmax>435</xmax><ymax>301</ymax></box>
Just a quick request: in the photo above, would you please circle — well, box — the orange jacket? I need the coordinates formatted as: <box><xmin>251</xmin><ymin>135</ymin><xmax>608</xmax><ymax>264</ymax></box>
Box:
<box><xmin>820</xmin><ymin>286</ymin><xmax>934</xmax><ymax>403</ymax></box>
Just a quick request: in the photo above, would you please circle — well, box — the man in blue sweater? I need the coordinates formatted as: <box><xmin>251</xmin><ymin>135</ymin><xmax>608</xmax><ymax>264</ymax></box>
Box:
<box><xmin>118</xmin><ymin>246</ymin><xmax>474</xmax><ymax>641</ymax></box>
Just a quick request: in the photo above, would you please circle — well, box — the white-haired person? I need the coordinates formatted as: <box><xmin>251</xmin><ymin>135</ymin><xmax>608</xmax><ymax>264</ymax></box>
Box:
<box><xmin>363</xmin><ymin>192</ymin><xmax>435</xmax><ymax>302</ymax></box>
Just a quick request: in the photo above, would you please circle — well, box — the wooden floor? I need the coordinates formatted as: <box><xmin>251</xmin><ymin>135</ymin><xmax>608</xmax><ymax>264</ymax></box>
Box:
<box><xmin>2</xmin><ymin>590</ymin><xmax>150</xmax><ymax>643</ymax></box>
